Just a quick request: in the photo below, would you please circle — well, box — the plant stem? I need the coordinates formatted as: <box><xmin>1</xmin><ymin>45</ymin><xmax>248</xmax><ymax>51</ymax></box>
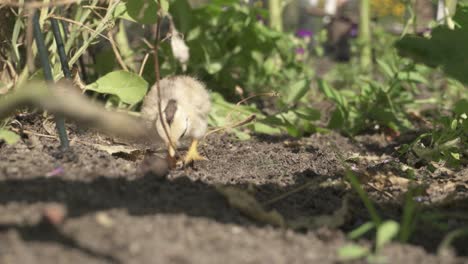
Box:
<box><xmin>33</xmin><ymin>10</ymin><xmax>69</xmax><ymax>150</ymax></box>
<box><xmin>269</xmin><ymin>0</ymin><xmax>283</xmax><ymax>32</ymax></box>
<box><xmin>51</xmin><ymin>17</ymin><xmax>72</xmax><ymax>79</ymax></box>
<box><xmin>359</xmin><ymin>0</ymin><xmax>371</xmax><ymax>72</ymax></box>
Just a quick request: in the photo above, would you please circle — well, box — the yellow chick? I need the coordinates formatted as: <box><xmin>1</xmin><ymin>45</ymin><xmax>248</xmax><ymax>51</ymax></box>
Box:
<box><xmin>141</xmin><ymin>76</ymin><xmax>211</xmax><ymax>166</ymax></box>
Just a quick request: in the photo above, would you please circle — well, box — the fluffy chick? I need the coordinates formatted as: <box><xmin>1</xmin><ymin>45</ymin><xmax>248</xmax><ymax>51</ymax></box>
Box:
<box><xmin>141</xmin><ymin>76</ymin><xmax>211</xmax><ymax>166</ymax></box>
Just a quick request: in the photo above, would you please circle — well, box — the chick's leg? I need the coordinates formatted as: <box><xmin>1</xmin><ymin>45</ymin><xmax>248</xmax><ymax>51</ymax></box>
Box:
<box><xmin>184</xmin><ymin>139</ymin><xmax>207</xmax><ymax>166</ymax></box>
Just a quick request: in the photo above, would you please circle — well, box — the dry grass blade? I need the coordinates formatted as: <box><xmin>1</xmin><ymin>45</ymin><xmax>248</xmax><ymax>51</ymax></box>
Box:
<box><xmin>216</xmin><ymin>185</ymin><xmax>285</xmax><ymax>227</ymax></box>
<box><xmin>204</xmin><ymin>114</ymin><xmax>256</xmax><ymax>139</ymax></box>
<box><xmin>48</xmin><ymin>15</ymin><xmax>111</xmax><ymax>41</ymax></box>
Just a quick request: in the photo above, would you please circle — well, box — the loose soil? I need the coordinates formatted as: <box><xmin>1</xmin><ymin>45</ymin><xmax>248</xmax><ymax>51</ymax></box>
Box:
<box><xmin>1</xmin><ymin>116</ymin><xmax>467</xmax><ymax>263</ymax></box>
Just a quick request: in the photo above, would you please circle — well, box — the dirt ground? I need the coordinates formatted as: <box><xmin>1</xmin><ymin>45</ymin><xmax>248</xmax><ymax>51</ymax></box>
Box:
<box><xmin>0</xmin><ymin>116</ymin><xmax>467</xmax><ymax>264</ymax></box>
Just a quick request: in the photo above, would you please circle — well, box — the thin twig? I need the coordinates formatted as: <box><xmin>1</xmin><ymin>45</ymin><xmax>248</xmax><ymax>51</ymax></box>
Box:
<box><xmin>153</xmin><ymin>2</ymin><xmax>176</xmax><ymax>153</ymax></box>
<box><xmin>203</xmin><ymin>114</ymin><xmax>256</xmax><ymax>139</ymax></box>
<box><xmin>139</xmin><ymin>53</ymin><xmax>150</xmax><ymax>76</ymax></box>
<box><xmin>48</xmin><ymin>15</ymin><xmax>110</xmax><ymax>40</ymax></box>
<box><xmin>263</xmin><ymin>181</ymin><xmax>316</xmax><ymax>207</ymax></box>
<box><xmin>107</xmin><ymin>30</ymin><xmax>129</xmax><ymax>71</ymax></box>
<box><xmin>0</xmin><ymin>0</ymin><xmax>81</xmax><ymax>8</ymax></box>
<box><xmin>225</xmin><ymin>92</ymin><xmax>278</xmax><ymax>122</ymax></box>
<box><xmin>26</xmin><ymin>7</ymin><xmax>34</xmax><ymax>73</ymax></box>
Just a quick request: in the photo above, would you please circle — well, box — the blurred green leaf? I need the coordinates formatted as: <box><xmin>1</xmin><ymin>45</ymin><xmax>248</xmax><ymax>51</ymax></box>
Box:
<box><xmin>396</xmin><ymin>4</ymin><xmax>468</xmax><ymax>84</ymax></box>
<box><xmin>113</xmin><ymin>2</ymin><xmax>137</xmax><ymax>22</ymax></box>
<box><xmin>285</xmin><ymin>79</ymin><xmax>309</xmax><ymax>104</ymax></box>
<box><xmin>205</xmin><ymin>62</ymin><xmax>222</xmax><ymax>74</ymax></box>
<box><xmin>348</xmin><ymin>222</ymin><xmax>375</xmax><ymax>240</ymax></box>
<box><xmin>376</xmin><ymin>220</ymin><xmax>399</xmax><ymax>251</ymax></box>
<box><xmin>170</xmin><ymin>0</ymin><xmax>193</xmax><ymax>33</ymax></box>
<box><xmin>328</xmin><ymin>109</ymin><xmax>345</xmax><ymax>130</ymax></box>
<box><xmin>160</xmin><ymin>0</ymin><xmax>169</xmax><ymax>13</ymax></box>
<box><xmin>396</xmin><ymin>71</ymin><xmax>428</xmax><ymax>84</ymax></box>
<box><xmin>338</xmin><ymin>244</ymin><xmax>370</xmax><ymax>261</ymax></box>
<box><xmin>0</xmin><ymin>129</ymin><xmax>20</xmax><ymax>145</ymax></box>
<box><xmin>253</xmin><ymin>122</ymin><xmax>281</xmax><ymax>135</ymax></box>
<box><xmin>187</xmin><ymin>26</ymin><xmax>201</xmax><ymax>41</ymax></box>
<box><xmin>454</xmin><ymin>99</ymin><xmax>468</xmax><ymax>115</ymax></box>
<box><xmin>126</xmin><ymin>0</ymin><xmax>158</xmax><ymax>24</ymax></box>
<box><xmin>294</xmin><ymin>107</ymin><xmax>320</xmax><ymax>121</ymax></box>
<box><xmin>377</xmin><ymin>59</ymin><xmax>394</xmax><ymax>78</ymax></box>
<box><xmin>85</xmin><ymin>71</ymin><xmax>149</xmax><ymax>105</ymax></box>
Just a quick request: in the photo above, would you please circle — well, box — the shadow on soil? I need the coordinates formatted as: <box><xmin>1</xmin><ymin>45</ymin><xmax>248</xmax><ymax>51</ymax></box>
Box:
<box><xmin>1</xmin><ymin>168</ymin><xmax>468</xmax><ymax>261</ymax></box>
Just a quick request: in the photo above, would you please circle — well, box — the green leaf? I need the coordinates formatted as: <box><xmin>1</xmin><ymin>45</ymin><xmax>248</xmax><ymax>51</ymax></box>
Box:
<box><xmin>294</xmin><ymin>107</ymin><xmax>320</xmax><ymax>121</ymax></box>
<box><xmin>338</xmin><ymin>244</ymin><xmax>370</xmax><ymax>261</ymax></box>
<box><xmin>317</xmin><ymin>79</ymin><xmax>346</xmax><ymax>107</ymax></box>
<box><xmin>187</xmin><ymin>26</ymin><xmax>201</xmax><ymax>41</ymax></box>
<box><xmin>451</xmin><ymin>119</ymin><xmax>458</xmax><ymax>130</ymax></box>
<box><xmin>396</xmin><ymin>71</ymin><xmax>428</xmax><ymax>84</ymax></box>
<box><xmin>376</xmin><ymin>220</ymin><xmax>399</xmax><ymax>250</ymax></box>
<box><xmin>113</xmin><ymin>2</ymin><xmax>137</xmax><ymax>22</ymax></box>
<box><xmin>328</xmin><ymin>109</ymin><xmax>345</xmax><ymax>130</ymax></box>
<box><xmin>395</xmin><ymin>4</ymin><xmax>468</xmax><ymax>84</ymax></box>
<box><xmin>160</xmin><ymin>0</ymin><xmax>169</xmax><ymax>13</ymax></box>
<box><xmin>205</xmin><ymin>62</ymin><xmax>222</xmax><ymax>74</ymax></box>
<box><xmin>377</xmin><ymin>58</ymin><xmax>394</xmax><ymax>78</ymax></box>
<box><xmin>450</xmin><ymin>152</ymin><xmax>460</xmax><ymax>160</ymax></box>
<box><xmin>126</xmin><ymin>0</ymin><xmax>158</xmax><ymax>24</ymax></box>
<box><xmin>254</xmin><ymin>122</ymin><xmax>281</xmax><ymax>135</ymax></box>
<box><xmin>348</xmin><ymin>222</ymin><xmax>375</xmax><ymax>240</ymax></box>
<box><xmin>170</xmin><ymin>0</ymin><xmax>193</xmax><ymax>33</ymax></box>
<box><xmin>0</xmin><ymin>129</ymin><xmax>20</xmax><ymax>145</ymax></box>
<box><xmin>454</xmin><ymin>99</ymin><xmax>468</xmax><ymax>115</ymax></box>
<box><xmin>85</xmin><ymin>71</ymin><xmax>149</xmax><ymax>105</ymax></box>
<box><xmin>285</xmin><ymin>79</ymin><xmax>309</xmax><ymax>104</ymax></box>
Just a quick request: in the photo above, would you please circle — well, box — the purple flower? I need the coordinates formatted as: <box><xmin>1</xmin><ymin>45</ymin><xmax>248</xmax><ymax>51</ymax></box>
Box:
<box><xmin>296</xmin><ymin>29</ymin><xmax>313</xmax><ymax>38</ymax></box>
<box><xmin>349</xmin><ymin>23</ymin><xmax>358</xmax><ymax>38</ymax></box>
<box><xmin>295</xmin><ymin>47</ymin><xmax>305</xmax><ymax>55</ymax></box>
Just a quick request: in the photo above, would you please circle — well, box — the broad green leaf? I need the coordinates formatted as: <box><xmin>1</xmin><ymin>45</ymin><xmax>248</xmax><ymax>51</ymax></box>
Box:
<box><xmin>338</xmin><ymin>244</ymin><xmax>369</xmax><ymax>261</ymax></box>
<box><xmin>376</xmin><ymin>220</ymin><xmax>399</xmax><ymax>250</ymax></box>
<box><xmin>126</xmin><ymin>0</ymin><xmax>158</xmax><ymax>24</ymax></box>
<box><xmin>85</xmin><ymin>71</ymin><xmax>149</xmax><ymax>105</ymax></box>
<box><xmin>170</xmin><ymin>0</ymin><xmax>193</xmax><ymax>33</ymax></box>
<box><xmin>396</xmin><ymin>4</ymin><xmax>468</xmax><ymax>84</ymax></box>
<box><xmin>0</xmin><ymin>129</ymin><xmax>20</xmax><ymax>144</ymax></box>
<box><xmin>285</xmin><ymin>79</ymin><xmax>309</xmax><ymax>104</ymax></box>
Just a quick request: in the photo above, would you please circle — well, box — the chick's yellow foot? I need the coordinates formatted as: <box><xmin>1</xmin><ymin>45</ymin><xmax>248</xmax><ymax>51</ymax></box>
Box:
<box><xmin>184</xmin><ymin>140</ymin><xmax>207</xmax><ymax>166</ymax></box>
